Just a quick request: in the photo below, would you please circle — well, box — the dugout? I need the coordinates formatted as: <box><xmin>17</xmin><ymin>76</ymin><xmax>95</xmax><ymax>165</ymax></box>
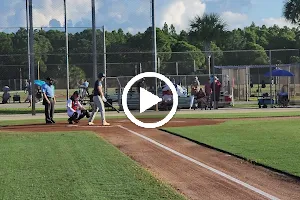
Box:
<box><xmin>215</xmin><ymin>64</ymin><xmax>300</xmax><ymax>105</ymax></box>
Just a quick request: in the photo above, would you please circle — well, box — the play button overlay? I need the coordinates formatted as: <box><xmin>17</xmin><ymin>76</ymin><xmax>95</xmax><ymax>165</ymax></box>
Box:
<box><xmin>139</xmin><ymin>88</ymin><xmax>162</xmax><ymax>113</ymax></box>
<box><xmin>122</xmin><ymin>72</ymin><xmax>178</xmax><ymax>129</ymax></box>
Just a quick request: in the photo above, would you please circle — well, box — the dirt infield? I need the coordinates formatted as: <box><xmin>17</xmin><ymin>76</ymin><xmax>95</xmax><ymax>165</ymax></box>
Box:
<box><xmin>1</xmin><ymin>118</ymin><xmax>300</xmax><ymax>200</ymax></box>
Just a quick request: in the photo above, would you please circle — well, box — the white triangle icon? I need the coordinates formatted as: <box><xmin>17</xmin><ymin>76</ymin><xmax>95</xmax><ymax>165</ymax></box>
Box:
<box><xmin>139</xmin><ymin>88</ymin><xmax>162</xmax><ymax>113</ymax></box>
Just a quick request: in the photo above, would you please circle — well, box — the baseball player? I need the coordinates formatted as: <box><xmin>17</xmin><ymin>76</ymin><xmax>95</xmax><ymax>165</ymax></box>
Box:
<box><xmin>67</xmin><ymin>91</ymin><xmax>90</xmax><ymax>124</ymax></box>
<box><xmin>88</xmin><ymin>72</ymin><xmax>110</xmax><ymax>126</ymax></box>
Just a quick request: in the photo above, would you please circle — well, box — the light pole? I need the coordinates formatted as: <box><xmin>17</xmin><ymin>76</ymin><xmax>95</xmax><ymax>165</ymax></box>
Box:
<box><xmin>208</xmin><ymin>55</ymin><xmax>211</xmax><ymax>77</ymax></box>
<box><xmin>151</xmin><ymin>0</ymin><xmax>158</xmax><ymax>111</ymax></box>
<box><xmin>64</xmin><ymin>0</ymin><xmax>70</xmax><ymax>99</ymax></box>
<box><xmin>92</xmin><ymin>0</ymin><xmax>97</xmax><ymax>82</ymax></box>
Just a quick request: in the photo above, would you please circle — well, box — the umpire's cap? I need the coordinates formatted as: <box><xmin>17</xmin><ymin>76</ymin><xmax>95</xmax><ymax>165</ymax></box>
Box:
<box><xmin>98</xmin><ymin>72</ymin><xmax>106</xmax><ymax>78</ymax></box>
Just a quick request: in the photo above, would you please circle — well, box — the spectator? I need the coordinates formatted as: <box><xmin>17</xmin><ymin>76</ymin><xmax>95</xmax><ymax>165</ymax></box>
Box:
<box><xmin>24</xmin><ymin>79</ymin><xmax>29</xmax><ymax>93</ymax></box>
<box><xmin>189</xmin><ymin>77</ymin><xmax>200</xmax><ymax>109</ymax></box>
<box><xmin>83</xmin><ymin>80</ymin><xmax>90</xmax><ymax>96</ymax></box>
<box><xmin>24</xmin><ymin>79</ymin><xmax>32</xmax><ymax>107</ymax></box>
<box><xmin>204</xmin><ymin>78</ymin><xmax>211</xmax><ymax>107</ymax></box>
<box><xmin>211</xmin><ymin>76</ymin><xmax>222</xmax><ymax>109</ymax></box>
<box><xmin>195</xmin><ymin>88</ymin><xmax>207</xmax><ymax>109</ymax></box>
<box><xmin>136</xmin><ymin>78</ymin><xmax>146</xmax><ymax>93</ymax></box>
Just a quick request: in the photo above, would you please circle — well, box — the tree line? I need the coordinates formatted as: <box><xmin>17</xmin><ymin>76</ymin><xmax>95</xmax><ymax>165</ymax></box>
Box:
<box><xmin>1</xmin><ymin>9</ymin><xmax>300</xmax><ymax>84</ymax></box>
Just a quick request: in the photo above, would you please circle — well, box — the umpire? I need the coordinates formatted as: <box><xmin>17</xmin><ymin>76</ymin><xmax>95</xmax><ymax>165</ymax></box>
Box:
<box><xmin>42</xmin><ymin>77</ymin><xmax>56</xmax><ymax>124</ymax></box>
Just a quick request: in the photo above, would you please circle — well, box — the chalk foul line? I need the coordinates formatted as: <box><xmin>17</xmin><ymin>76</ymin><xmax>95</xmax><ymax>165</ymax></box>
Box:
<box><xmin>118</xmin><ymin>125</ymin><xmax>279</xmax><ymax>200</ymax></box>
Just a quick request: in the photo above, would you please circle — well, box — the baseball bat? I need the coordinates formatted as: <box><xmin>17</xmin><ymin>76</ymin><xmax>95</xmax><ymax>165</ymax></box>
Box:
<box><xmin>105</xmin><ymin>101</ymin><xmax>120</xmax><ymax>113</ymax></box>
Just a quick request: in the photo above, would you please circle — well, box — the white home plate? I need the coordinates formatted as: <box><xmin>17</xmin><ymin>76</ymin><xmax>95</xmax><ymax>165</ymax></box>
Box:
<box><xmin>117</xmin><ymin>120</ymin><xmax>130</xmax><ymax>122</ymax></box>
<box><xmin>81</xmin><ymin>126</ymin><xmax>115</xmax><ymax>128</ymax></box>
<box><xmin>67</xmin><ymin>124</ymin><xmax>78</xmax><ymax>127</ymax></box>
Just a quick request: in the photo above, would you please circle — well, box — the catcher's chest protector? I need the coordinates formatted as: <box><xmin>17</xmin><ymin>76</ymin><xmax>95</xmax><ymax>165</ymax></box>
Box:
<box><xmin>72</xmin><ymin>100</ymin><xmax>79</xmax><ymax>110</ymax></box>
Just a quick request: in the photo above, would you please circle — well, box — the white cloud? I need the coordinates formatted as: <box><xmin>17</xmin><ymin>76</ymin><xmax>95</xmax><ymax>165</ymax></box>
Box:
<box><xmin>31</xmin><ymin>0</ymin><xmax>93</xmax><ymax>27</ymax></box>
<box><xmin>261</xmin><ymin>17</ymin><xmax>298</xmax><ymax>28</ymax></box>
<box><xmin>221</xmin><ymin>11</ymin><xmax>248</xmax><ymax>30</ymax></box>
<box><xmin>160</xmin><ymin>0</ymin><xmax>206</xmax><ymax>31</ymax></box>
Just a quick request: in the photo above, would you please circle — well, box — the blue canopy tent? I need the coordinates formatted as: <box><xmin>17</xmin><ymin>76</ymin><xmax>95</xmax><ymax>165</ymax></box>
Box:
<box><xmin>34</xmin><ymin>80</ymin><xmax>46</xmax><ymax>87</ymax></box>
<box><xmin>264</xmin><ymin>68</ymin><xmax>294</xmax><ymax>77</ymax></box>
<box><xmin>263</xmin><ymin>68</ymin><xmax>294</xmax><ymax>107</ymax></box>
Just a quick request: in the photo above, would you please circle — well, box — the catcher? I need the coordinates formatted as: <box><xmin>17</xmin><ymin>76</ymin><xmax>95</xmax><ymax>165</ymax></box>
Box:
<box><xmin>67</xmin><ymin>91</ymin><xmax>90</xmax><ymax>124</ymax></box>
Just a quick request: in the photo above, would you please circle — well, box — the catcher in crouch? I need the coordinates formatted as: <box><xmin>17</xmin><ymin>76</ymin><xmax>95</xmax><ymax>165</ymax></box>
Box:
<box><xmin>67</xmin><ymin>91</ymin><xmax>90</xmax><ymax>124</ymax></box>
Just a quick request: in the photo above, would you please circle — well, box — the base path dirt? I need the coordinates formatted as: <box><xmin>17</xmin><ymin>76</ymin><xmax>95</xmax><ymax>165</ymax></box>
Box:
<box><xmin>1</xmin><ymin>118</ymin><xmax>300</xmax><ymax>200</ymax></box>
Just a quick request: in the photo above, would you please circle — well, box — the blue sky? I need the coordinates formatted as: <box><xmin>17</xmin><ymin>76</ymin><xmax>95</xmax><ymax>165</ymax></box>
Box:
<box><xmin>0</xmin><ymin>0</ymin><xmax>296</xmax><ymax>33</ymax></box>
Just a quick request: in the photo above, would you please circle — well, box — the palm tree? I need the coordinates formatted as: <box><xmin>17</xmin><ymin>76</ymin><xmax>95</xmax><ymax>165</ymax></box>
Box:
<box><xmin>283</xmin><ymin>0</ymin><xmax>300</xmax><ymax>24</ymax></box>
<box><xmin>189</xmin><ymin>13</ymin><xmax>227</xmax><ymax>51</ymax></box>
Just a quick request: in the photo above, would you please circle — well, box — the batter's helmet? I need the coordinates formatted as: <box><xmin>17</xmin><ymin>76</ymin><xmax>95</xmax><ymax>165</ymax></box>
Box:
<box><xmin>73</xmin><ymin>91</ymin><xmax>79</xmax><ymax>96</ymax></box>
<box><xmin>98</xmin><ymin>73</ymin><xmax>106</xmax><ymax>78</ymax></box>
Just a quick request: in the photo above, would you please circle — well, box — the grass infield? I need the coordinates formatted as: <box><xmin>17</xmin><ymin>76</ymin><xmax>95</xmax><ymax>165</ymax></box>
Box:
<box><xmin>0</xmin><ymin>131</ymin><xmax>185</xmax><ymax>200</ymax></box>
<box><xmin>163</xmin><ymin>119</ymin><xmax>300</xmax><ymax>177</ymax></box>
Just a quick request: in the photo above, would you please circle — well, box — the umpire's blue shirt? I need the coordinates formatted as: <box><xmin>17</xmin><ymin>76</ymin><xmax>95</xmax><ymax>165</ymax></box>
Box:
<box><xmin>42</xmin><ymin>84</ymin><xmax>55</xmax><ymax>98</ymax></box>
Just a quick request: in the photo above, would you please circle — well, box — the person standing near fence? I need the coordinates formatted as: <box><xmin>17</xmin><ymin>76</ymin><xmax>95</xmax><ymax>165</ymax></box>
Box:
<box><xmin>211</xmin><ymin>76</ymin><xmax>221</xmax><ymax>109</ymax></box>
<box><xmin>24</xmin><ymin>79</ymin><xmax>32</xmax><ymax>107</ymax></box>
<box><xmin>42</xmin><ymin>77</ymin><xmax>56</xmax><ymax>124</ymax></box>
<box><xmin>189</xmin><ymin>77</ymin><xmax>200</xmax><ymax>109</ymax></box>
<box><xmin>205</xmin><ymin>78</ymin><xmax>212</xmax><ymax>108</ymax></box>
<box><xmin>88</xmin><ymin>73</ymin><xmax>110</xmax><ymax>126</ymax></box>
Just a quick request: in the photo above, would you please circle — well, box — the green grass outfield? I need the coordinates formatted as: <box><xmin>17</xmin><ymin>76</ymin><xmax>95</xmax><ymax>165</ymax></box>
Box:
<box><xmin>163</xmin><ymin>119</ymin><xmax>300</xmax><ymax>177</ymax></box>
<box><xmin>0</xmin><ymin>131</ymin><xmax>185</xmax><ymax>200</ymax></box>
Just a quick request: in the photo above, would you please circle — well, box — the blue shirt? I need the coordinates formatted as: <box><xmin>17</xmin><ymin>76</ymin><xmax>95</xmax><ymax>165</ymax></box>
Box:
<box><xmin>83</xmin><ymin>81</ymin><xmax>89</xmax><ymax>88</ymax></box>
<box><xmin>93</xmin><ymin>80</ymin><xmax>102</xmax><ymax>96</ymax></box>
<box><xmin>42</xmin><ymin>84</ymin><xmax>55</xmax><ymax>98</ymax></box>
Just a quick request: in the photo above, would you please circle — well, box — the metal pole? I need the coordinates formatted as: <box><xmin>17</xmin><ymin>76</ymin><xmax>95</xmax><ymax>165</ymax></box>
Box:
<box><xmin>37</xmin><ymin>60</ymin><xmax>40</xmax><ymax>80</ymax></box>
<box><xmin>246</xmin><ymin>67</ymin><xmax>249</xmax><ymax>101</ymax></box>
<box><xmin>158</xmin><ymin>57</ymin><xmax>160</xmax><ymax>73</ymax></box>
<box><xmin>92</xmin><ymin>0</ymin><xmax>97</xmax><ymax>82</ymax></box>
<box><xmin>176</xmin><ymin>62</ymin><xmax>178</xmax><ymax>75</ymax></box>
<box><xmin>103</xmin><ymin>26</ymin><xmax>107</xmax><ymax>93</ymax></box>
<box><xmin>26</xmin><ymin>0</ymin><xmax>30</xmax><ymax>80</ymax></box>
<box><xmin>151</xmin><ymin>0</ymin><xmax>158</xmax><ymax>111</ymax></box>
<box><xmin>193</xmin><ymin>60</ymin><xmax>196</xmax><ymax>72</ymax></box>
<box><xmin>139</xmin><ymin>63</ymin><xmax>142</xmax><ymax>73</ymax></box>
<box><xmin>212</xmin><ymin>53</ymin><xmax>216</xmax><ymax>109</ymax></box>
<box><xmin>20</xmin><ymin>68</ymin><xmax>22</xmax><ymax>90</ymax></box>
<box><xmin>64</xmin><ymin>0</ymin><xmax>70</xmax><ymax>99</ymax></box>
<box><xmin>269</xmin><ymin>50</ymin><xmax>273</xmax><ymax>108</ymax></box>
<box><xmin>208</xmin><ymin>55</ymin><xmax>211</xmax><ymax>76</ymax></box>
<box><xmin>29</xmin><ymin>0</ymin><xmax>36</xmax><ymax>115</ymax></box>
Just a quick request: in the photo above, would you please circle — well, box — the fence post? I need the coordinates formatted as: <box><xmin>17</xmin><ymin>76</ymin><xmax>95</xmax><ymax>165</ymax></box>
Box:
<box><xmin>176</xmin><ymin>62</ymin><xmax>178</xmax><ymax>75</ymax></box>
<box><xmin>20</xmin><ymin>68</ymin><xmax>22</xmax><ymax>90</ymax></box>
<box><xmin>14</xmin><ymin>79</ymin><xmax>17</xmax><ymax>91</ymax></box>
<box><xmin>246</xmin><ymin>67</ymin><xmax>249</xmax><ymax>101</ymax></box>
<box><xmin>212</xmin><ymin>52</ymin><xmax>216</xmax><ymax>109</ymax></box>
<box><xmin>139</xmin><ymin>63</ymin><xmax>142</xmax><ymax>73</ymax></box>
<box><xmin>158</xmin><ymin>57</ymin><xmax>160</xmax><ymax>73</ymax></box>
<box><xmin>103</xmin><ymin>25</ymin><xmax>107</xmax><ymax>94</ymax></box>
<box><xmin>269</xmin><ymin>50</ymin><xmax>273</xmax><ymax>108</ymax></box>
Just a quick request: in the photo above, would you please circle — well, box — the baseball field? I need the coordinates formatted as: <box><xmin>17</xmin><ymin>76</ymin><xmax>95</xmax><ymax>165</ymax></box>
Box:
<box><xmin>0</xmin><ymin>109</ymin><xmax>300</xmax><ymax>199</ymax></box>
